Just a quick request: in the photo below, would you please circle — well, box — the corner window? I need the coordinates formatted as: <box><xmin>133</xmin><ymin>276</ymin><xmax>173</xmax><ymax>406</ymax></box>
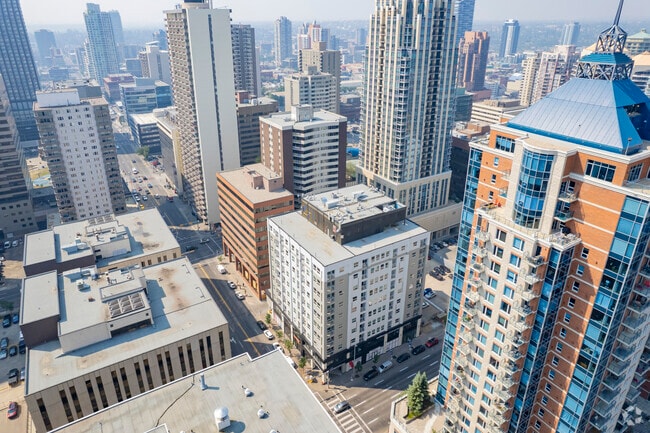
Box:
<box><xmin>585</xmin><ymin>159</ymin><xmax>616</xmax><ymax>182</ymax></box>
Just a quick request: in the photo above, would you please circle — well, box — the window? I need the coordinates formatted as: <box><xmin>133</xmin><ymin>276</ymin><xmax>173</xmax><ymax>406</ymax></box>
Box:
<box><xmin>485</xmin><ymin>292</ymin><xmax>495</xmax><ymax>304</ymax></box>
<box><xmin>576</xmin><ymin>265</ymin><xmax>584</xmax><ymax>276</ymax></box>
<box><xmin>563</xmin><ymin>313</ymin><xmax>571</xmax><ymax>323</ymax></box>
<box><xmin>548</xmin><ymin>370</ymin><xmax>555</xmax><ymax>379</ymax></box>
<box><xmin>506</xmin><ymin>270</ymin><xmax>517</xmax><ymax>283</ymax></box>
<box><xmin>493</xmin><ymin>246</ymin><xmax>504</xmax><ymax>258</ymax></box>
<box><xmin>495</xmin><ymin>330</ymin><xmax>505</xmax><ymax>342</ymax></box>
<box><xmin>488</xmin><ymin>191</ymin><xmax>494</xmax><ymax>201</ymax></box>
<box><xmin>491</xmin><ymin>262</ymin><xmax>501</xmax><ymax>274</ymax></box>
<box><xmin>491</xmin><ymin>174</ymin><xmax>497</xmax><ymax>184</ymax></box>
<box><xmin>512</xmin><ymin>237</ymin><xmax>524</xmax><ymax>251</ymax></box>
<box><xmin>556</xmin><ymin>342</ymin><xmax>563</xmax><ymax>352</ymax></box>
<box><xmin>535</xmin><ymin>420</ymin><xmax>542</xmax><ymax>429</ymax></box>
<box><xmin>491</xmin><ymin>343</ymin><xmax>502</xmax><ymax>356</ymax></box>
<box><xmin>503</xmin><ymin>286</ymin><xmax>514</xmax><ymax>299</ymax></box>
<box><xmin>496</xmin><ymin>229</ymin><xmax>507</xmax><ymax>242</ymax></box>
<box><xmin>484</xmin><ymin>382</ymin><xmax>494</xmax><ymax>393</ymax></box>
<box><xmin>628</xmin><ymin>163</ymin><xmax>642</xmax><ymax>182</ymax></box>
<box><xmin>538</xmin><ymin>408</ymin><xmax>546</xmax><ymax>417</ymax></box>
<box><xmin>509</xmin><ymin>254</ymin><xmax>521</xmax><ymax>267</ymax></box>
<box><xmin>560</xmin><ymin>328</ymin><xmax>567</xmax><ymax>338</ymax></box>
<box><xmin>483</xmin><ymin>306</ymin><xmax>493</xmax><ymax>317</ymax></box>
<box><xmin>581</xmin><ymin>247</ymin><xmax>590</xmax><ymax>259</ymax></box>
<box><xmin>571</xmin><ymin>281</ymin><xmax>580</xmax><ymax>292</ymax></box>
<box><xmin>497</xmin><ymin>316</ymin><xmax>508</xmax><ymax>327</ymax></box>
<box><xmin>494</xmin><ymin>157</ymin><xmax>500</xmax><ymax>167</ymax></box>
<box><xmin>585</xmin><ymin>159</ymin><xmax>616</xmax><ymax>182</ymax></box>
<box><xmin>495</xmin><ymin>135</ymin><xmax>515</xmax><ymax>152</ymax></box>
<box><xmin>568</xmin><ymin>297</ymin><xmax>576</xmax><ymax>308</ymax></box>
<box><xmin>541</xmin><ymin>395</ymin><xmax>548</xmax><ymax>405</ymax></box>
<box><xmin>544</xmin><ymin>383</ymin><xmax>551</xmax><ymax>392</ymax></box>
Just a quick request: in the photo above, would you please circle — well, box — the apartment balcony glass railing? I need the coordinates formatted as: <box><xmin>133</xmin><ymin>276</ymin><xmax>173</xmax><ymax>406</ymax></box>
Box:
<box><xmin>524</xmin><ymin>253</ymin><xmax>547</xmax><ymax>267</ymax></box>
<box><xmin>496</xmin><ymin>388</ymin><xmax>513</xmax><ymax>403</ymax></box>
<box><xmin>617</xmin><ymin>329</ymin><xmax>642</xmax><ymax>347</ymax></box>
<box><xmin>523</xmin><ymin>272</ymin><xmax>541</xmax><ymax>285</ymax></box>
<box><xmin>622</xmin><ymin>314</ymin><xmax>645</xmax><ymax>330</ymax></box>
<box><xmin>475</xmin><ymin>229</ymin><xmax>490</xmax><ymax>243</ymax></box>
<box><xmin>612</xmin><ymin>345</ymin><xmax>635</xmax><ymax>362</ymax></box>
<box><xmin>633</xmin><ymin>282</ymin><xmax>650</xmax><ymax>298</ymax></box>
<box><xmin>512</xmin><ymin>318</ymin><xmax>532</xmax><ymax>333</ymax></box>
<box><xmin>554</xmin><ymin>210</ymin><xmax>575</xmax><ymax>222</ymax></box>
<box><xmin>590</xmin><ymin>415</ymin><xmax>609</xmax><ymax>431</ymax></box>
<box><xmin>558</xmin><ymin>191</ymin><xmax>578</xmax><ymax>203</ymax></box>
<box><xmin>465</xmin><ymin>290</ymin><xmax>480</xmax><ymax>304</ymax></box>
<box><xmin>628</xmin><ymin>299</ymin><xmax>650</xmax><ymax>315</ymax></box>
<box><xmin>517</xmin><ymin>283</ymin><xmax>539</xmax><ymax>302</ymax></box>
<box><xmin>475</xmin><ymin>247</ymin><xmax>488</xmax><ymax>258</ymax></box>
<box><xmin>638</xmin><ymin>266</ymin><xmax>650</xmax><ymax>279</ymax></box>
<box><xmin>593</xmin><ymin>399</ymin><xmax>613</xmax><ymax>418</ymax></box>
<box><xmin>608</xmin><ymin>359</ymin><xmax>627</xmax><ymax>376</ymax></box>
<box><xmin>514</xmin><ymin>304</ymin><xmax>534</xmax><ymax>317</ymax></box>
<box><xmin>602</xmin><ymin>373</ymin><xmax>625</xmax><ymax>392</ymax></box>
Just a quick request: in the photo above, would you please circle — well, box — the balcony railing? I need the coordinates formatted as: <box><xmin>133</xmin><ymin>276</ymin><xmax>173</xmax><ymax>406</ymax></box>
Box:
<box><xmin>513</xmin><ymin>318</ymin><xmax>531</xmax><ymax>333</ymax></box>
<box><xmin>498</xmin><ymin>373</ymin><xmax>516</xmax><ymax>388</ymax></box>
<box><xmin>475</xmin><ymin>229</ymin><xmax>490</xmax><ymax>243</ymax></box>
<box><xmin>523</xmin><ymin>272</ymin><xmax>541</xmax><ymax>285</ymax></box>
<box><xmin>505</xmin><ymin>361</ymin><xmax>521</xmax><ymax>374</ymax></box>
<box><xmin>460</xmin><ymin>328</ymin><xmax>474</xmax><ymax>344</ymax></box>
<box><xmin>608</xmin><ymin>359</ymin><xmax>627</xmax><ymax>376</ymax></box>
<box><xmin>475</xmin><ymin>247</ymin><xmax>488</xmax><ymax>259</ymax></box>
<box><xmin>489</xmin><ymin>411</ymin><xmax>507</xmax><ymax>426</ymax></box>
<box><xmin>590</xmin><ymin>415</ymin><xmax>609</xmax><ymax>431</ymax></box>
<box><xmin>508</xmin><ymin>348</ymin><xmax>523</xmax><ymax>361</ymax></box>
<box><xmin>638</xmin><ymin>265</ymin><xmax>650</xmax><ymax>279</ymax></box>
<box><xmin>524</xmin><ymin>253</ymin><xmax>547</xmax><ymax>267</ymax></box>
<box><xmin>517</xmin><ymin>284</ymin><xmax>539</xmax><ymax>302</ymax></box>
<box><xmin>514</xmin><ymin>304</ymin><xmax>534</xmax><ymax>318</ymax></box>
<box><xmin>612</xmin><ymin>345</ymin><xmax>634</xmax><ymax>362</ymax></box>
<box><xmin>558</xmin><ymin>191</ymin><xmax>578</xmax><ymax>203</ymax></box>
<box><xmin>496</xmin><ymin>388</ymin><xmax>513</xmax><ymax>402</ymax></box>
<box><xmin>618</xmin><ymin>329</ymin><xmax>642</xmax><ymax>347</ymax></box>
<box><xmin>501</xmin><ymin>170</ymin><xmax>511</xmax><ymax>180</ymax></box>
<box><xmin>554</xmin><ymin>210</ymin><xmax>575</xmax><ymax>222</ymax></box>
<box><xmin>622</xmin><ymin>314</ymin><xmax>645</xmax><ymax>330</ymax></box>
<box><xmin>499</xmin><ymin>187</ymin><xmax>508</xmax><ymax>198</ymax></box>
<box><xmin>602</xmin><ymin>373</ymin><xmax>625</xmax><ymax>392</ymax></box>
<box><xmin>599</xmin><ymin>388</ymin><xmax>617</xmax><ymax>403</ymax></box>
<box><xmin>471</xmin><ymin>262</ymin><xmax>485</xmax><ymax>274</ymax></box>
<box><xmin>593</xmin><ymin>399</ymin><xmax>613</xmax><ymax>418</ymax></box>
<box><xmin>633</xmin><ymin>283</ymin><xmax>650</xmax><ymax>298</ymax></box>
<box><xmin>628</xmin><ymin>299</ymin><xmax>650</xmax><ymax>315</ymax></box>
<box><xmin>465</xmin><ymin>290</ymin><xmax>480</xmax><ymax>304</ymax></box>
<box><xmin>509</xmin><ymin>333</ymin><xmax>526</xmax><ymax>348</ymax></box>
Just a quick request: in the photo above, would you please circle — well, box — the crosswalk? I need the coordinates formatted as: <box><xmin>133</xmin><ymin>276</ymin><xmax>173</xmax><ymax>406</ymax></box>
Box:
<box><xmin>323</xmin><ymin>393</ymin><xmax>371</xmax><ymax>433</ymax></box>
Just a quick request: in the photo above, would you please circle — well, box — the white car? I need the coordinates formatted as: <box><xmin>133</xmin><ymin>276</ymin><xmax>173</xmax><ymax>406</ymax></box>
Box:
<box><xmin>217</xmin><ymin>265</ymin><xmax>227</xmax><ymax>274</ymax></box>
<box><xmin>236</xmin><ymin>292</ymin><xmax>245</xmax><ymax>300</ymax></box>
<box><xmin>263</xmin><ymin>330</ymin><xmax>274</xmax><ymax>340</ymax></box>
<box><xmin>227</xmin><ymin>281</ymin><xmax>236</xmax><ymax>289</ymax></box>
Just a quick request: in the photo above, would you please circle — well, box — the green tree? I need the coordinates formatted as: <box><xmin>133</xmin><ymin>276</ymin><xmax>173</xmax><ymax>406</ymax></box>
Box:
<box><xmin>355</xmin><ymin>361</ymin><xmax>363</xmax><ymax>373</ymax></box>
<box><xmin>276</xmin><ymin>330</ymin><xmax>283</xmax><ymax>340</ymax></box>
<box><xmin>372</xmin><ymin>354</ymin><xmax>380</xmax><ymax>364</ymax></box>
<box><xmin>284</xmin><ymin>339</ymin><xmax>293</xmax><ymax>351</ymax></box>
<box><xmin>298</xmin><ymin>357</ymin><xmax>307</xmax><ymax>369</ymax></box>
<box><xmin>265</xmin><ymin>312</ymin><xmax>272</xmax><ymax>325</ymax></box>
<box><xmin>407</xmin><ymin>371</ymin><xmax>429</xmax><ymax>417</ymax></box>
<box><xmin>136</xmin><ymin>145</ymin><xmax>150</xmax><ymax>159</ymax></box>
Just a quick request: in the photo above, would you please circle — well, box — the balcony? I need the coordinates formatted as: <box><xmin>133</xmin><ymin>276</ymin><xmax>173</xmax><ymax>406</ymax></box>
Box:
<box><xmin>458</xmin><ymin>342</ymin><xmax>472</xmax><ymax>356</ymax></box>
<box><xmin>554</xmin><ymin>210</ymin><xmax>575</xmax><ymax>222</ymax></box>
<box><xmin>455</xmin><ymin>355</ymin><xmax>469</xmax><ymax>368</ymax></box>
<box><xmin>508</xmin><ymin>348</ymin><xmax>523</xmax><ymax>361</ymax></box>
<box><xmin>622</xmin><ymin>314</ymin><xmax>645</xmax><ymax>330</ymax></box>
<box><xmin>628</xmin><ymin>299</ymin><xmax>650</xmax><ymax>315</ymax></box>
<box><xmin>460</xmin><ymin>328</ymin><xmax>474</xmax><ymax>344</ymax></box>
<box><xmin>524</xmin><ymin>272</ymin><xmax>541</xmax><ymax>285</ymax></box>
<box><xmin>617</xmin><ymin>329</ymin><xmax>642</xmax><ymax>347</ymax></box>
<box><xmin>599</xmin><ymin>388</ymin><xmax>617</xmax><ymax>403</ymax></box>
<box><xmin>626</xmin><ymin>385</ymin><xmax>641</xmax><ymax>403</ymax></box>
<box><xmin>602</xmin><ymin>373</ymin><xmax>625</xmax><ymax>392</ymax></box>
<box><xmin>514</xmin><ymin>304</ymin><xmax>534</xmax><ymax>318</ymax></box>
<box><xmin>633</xmin><ymin>283</ymin><xmax>650</xmax><ymax>298</ymax></box>
<box><xmin>513</xmin><ymin>318</ymin><xmax>532</xmax><ymax>333</ymax></box>
<box><xmin>475</xmin><ymin>229</ymin><xmax>490</xmax><ymax>243</ymax></box>
<box><xmin>498</xmin><ymin>373</ymin><xmax>516</xmax><ymax>388</ymax></box>
<box><xmin>501</xmin><ymin>170</ymin><xmax>511</xmax><ymax>180</ymax></box>
<box><xmin>489</xmin><ymin>411</ymin><xmax>507</xmax><ymax>426</ymax></box>
<box><xmin>593</xmin><ymin>399</ymin><xmax>613</xmax><ymax>418</ymax></box>
<box><xmin>469</xmin><ymin>277</ymin><xmax>484</xmax><ymax>291</ymax></box>
<box><xmin>496</xmin><ymin>388</ymin><xmax>513</xmax><ymax>402</ymax></box>
<box><xmin>558</xmin><ymin>191</ymin><xmax>578</xmax><ymax>203</ymax></box>
<box><xmin>612</xmin><ymin>345</ymin><xmax>634</xmax><ymax>362</ymax></box>
<box><xmin>475</xmin><ymin>247</ymin><xmax>488</xmax><ymax>259</ymax></box>
<box><xmin>524</xmin><ymin>253</ymin><xmax>547</xmax><ymax>267</ymax></box>
<box><xmin>448</xmin><ymin>398</ymin><xmax>460</xmax><ymax>414</ymax></box>
<box><xmin>499</xmin><ymin>187</ymin><xmax>508</xmax><ymax>198</ymax></box>
<box><xmin>505</xmin><ymin>361</ymin><xmax>521</xmax><ymax>374</ymax></box>
<box><xmin>465</xmin><ymin>290</ymin><xmax>480</xmax><ymax>304</ymax></box>
<box><xmin>590</xmin><ymin>415</ymin><xmax>609</xmax><ymax>431</ymax></box>
<box><xmin>517</xmin><ymin>284</ymin><xmax>539</xmax><ymax>302</ymax></box>
<box><xmin>638</xmin><ymin>266</ymin><xmax>650</xmax><ymax>279</ymax></box>
<box><xmin>471</xmin><ymin>262</ymin><xmax>485</xmax><ymax>274</ymax></box>
<box><xmin>608</xmin><ymin>359</ymin><xmax>627</xmax><ymax>376</ymax></box>
<box><xmin>509</xmin><ymin>333</ymin><xmax>526</xmax><ymax>348</ymax></box>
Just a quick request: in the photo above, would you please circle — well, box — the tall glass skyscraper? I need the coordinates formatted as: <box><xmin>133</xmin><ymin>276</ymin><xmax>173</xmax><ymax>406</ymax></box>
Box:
<box><xmin>0</xmin><ymin>0</ymin><xmax>41</xmax><ymax>142</ymax></box>
<box><xmin>499</xmin><ymin>19</ymin><xmax>520</xmax><ymax>58</ymax></box>
<box><xmin>454</xmin><ymin>0</ymin><xmax>476</xmax><ymax>44</ymax></box>
<box><xmin>437</xmin><ymin>2</ymin><xmax>650</xmax><ymax>433</ymax></box>
<box><xmin>357</xmin><ymin>0</ymin><xmax>457</xmax><ymax>217</ymax></box>
<box><xmin>83</xmin><ymin>3</ymin><xmax>120</xmax><ymax>83</ymax></box>
<box><xmin>274</xmin><ymin>16</ymin><xmax>292</xmax><ymax>68</ymax></box>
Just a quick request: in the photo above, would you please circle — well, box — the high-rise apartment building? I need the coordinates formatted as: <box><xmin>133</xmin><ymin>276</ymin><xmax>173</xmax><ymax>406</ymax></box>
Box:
<box><xmin>560</xmin><ymin>22</ymin><xmax>581</xmax><ymax>46</ymax></box>
<box><xmin>519</xmin><ymin>45</ymin><xmax>579</xmax><ymax>107</ymax></box>
<box><xmin>274</xmin><ymin>16</ymin><xmax>292</xmax><ymax>67</ymax></box>
<box><xmin>153</xmin><ymin>29</ymin><xmax>168</xmax><ymax>51</ymax></box>
<box><xmin>0</xmin><ymin>0</ymin><xmax>41</xmax><ymax>142</ymax></box>
<box><xmin>217</xmin><ymin>164</ymin><xmax>294</xmax><ymax>300</ymax></box>
<box><xmin>499</xmin><ymin>19</ymin><xmax>520</xmax><ymax>58</ymax></box>
<box><xmin>627</xmin><ymin>29</ymin><xmax>650</xmax><ymax>56</ymax></box>
<box><xmin>358</xmin><ymin>0</ymin><xmax>457</xmax><ymax>217</ymax></box>
<box><xmin>235</xmin><ymin>91</ymin><xmax>278</xmax><ymax>166</ymax></box>
<box><xmin>454</xmin><ymin>0</ymin><xmax>476</xmax><ymax>44</ymax></box>
<box><xmin>0</xmin><ymin>75</ymin><xmax>35</xmax><ymax>235</ymax></box>
<box><xmin>34</xmin><ymin>29</ymin><xmax>57</xmax><ymax>64</ymax></box>
<box><xmin>83</xmin><ymin>3</ymin><xmax>120</xmax><ymax>84</ymax></box>
<box><xmin>299</xmin><ymin>41</ymin><xmax>341</xmax><ymax>110</ymax></box>
<box><xmin>34</xmin><ymin>85</ymin><xmax>126</xmax><ymax>222</ymax></box>
<box><xmin>139</xmin><ymin>43</ymin><xmax>171</xmax><ymax>84</ymax></box>
<box><xmin>260</xmin><ymin>105</ymin><xmax>346</xmax><ymax>198</ymax></box>
<box><xmin>267</xmin><ymin>185</ymin><xmax>429</xmax><ymax>372</ymax></box>
<box><xmin>231</xmin><ymin>24</ymin><xmax>260</xmax><ymax>96</ymax></box>
<box><xmin>284</xmin><ymin>66</ymin><xmax>339</xmax><ymax>113</ymax></box>
<box><xmin>457</xmin><ymin>31</ymin><xmax>490</xmax><ymax>92</ymax></box>
<box><xmin>438</xmin><ymin>7</ymin><xmax>650</xmax><ymax>433</ymax></box>
<box><xmin>166</xmin><ymin>1</ymin><xmax>240</xmax><ymax>225</ymax></box>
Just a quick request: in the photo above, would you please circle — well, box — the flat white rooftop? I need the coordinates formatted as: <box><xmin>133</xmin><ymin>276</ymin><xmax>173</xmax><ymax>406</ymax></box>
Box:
<box><xmin>25</xmin><ymin>257</ymin><xmax>228</xmax><ymax>395</ymax></box>
<box><xmin>51</xmin><ymin>351</ymin><xmax>341</xmax><ymax>433</ymax></box>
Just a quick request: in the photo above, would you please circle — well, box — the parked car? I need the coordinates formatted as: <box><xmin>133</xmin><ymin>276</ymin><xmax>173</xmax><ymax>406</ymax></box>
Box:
<box><xmin>2</xmin><ymin>315</ymin><xmax>10</xmax><ymax>328</ymax></box>
<box><xmin>411</xmin><ymin>344</ymin><xmax>426</xmax><ymax>355</ymax></box>
<box><xmin>434</xmin><ymin>274</ymin><xmax>445</xmax><ymax>281</ymax></box>
<box><xmin>184</xmin><ymin>245</ymin><xmax>197</xmax><ymax>253</ymax></box>
<box><xmin>333</xmin><ymin>401</ymin><xmax>351</xmax><ymax>414</ymax></box>
<box><xmin>235</xmin><ymin>292</ymin><xmax>245</xmax><ymax>300</ymax></box>
<box><xmin>217</xmin><ymin>264</ymin><xmax>227</xmax><ymax>274</ymax></box>
<box><xmin>396</xmin><ymin>353</ymin><xmax>411</xmax><ymax>363</ymax></box>
<box><xmin>256</xmin><ymin>320</ymin><xmax>267</xmax><ymax>331</ymax></box>
<box><xmin>263</xmin><ymin>330</ymin><xmax>274</xmax><ymax>340</ymax></box>
<box><xmin>0</xmin><ymin>336</ymin><xmax>7</xmax><ymax>349</ymax></box>
<box><xmin>6</xmin><ymin>401</ymin><xmax>17</xmax><ymax>419</ymax></box>
<box><xmin>227</xmin><ymin>281</ymin><xmax>236</xmax><ymax>289</ymax></box>
<box><xmin>377</xmin><ymin>360</ymin><xmax>393</xmax><ymax>373</ymax></box>
<box><xmin>200</xmin><ymin>238</ymin><xmax>210</xmax><ymax>244</ymax></box>
<box><xmin>18</xmin><ymin>340</ymin><xmax>25</xmax><ymax>354</ymax></box>
<box><xmin>8</xmin><ymin>345</ymin><xmax>17</xmax><ymax>357</ymax></box>
<box><xmin>425</xmin><ymin>337</ymin><xmax>440</xmax><ymax>348</ymax></box>
<box><xmin>11</xmin><ymin>240</ymin><xmax>18</xmax><ymax>247</ymax></box>
<box><xmin>440</xmin><ymin>265</ymin><xmax>451</xmax><ymax>273</ymax></box>
<box><xmin>20</xmin><ymin>367</ymin><xmax>25</xmax><ymax>381</ymax></box>
<box><xmin>363</xmin><ymin>366</ymin><xmax>379</xmax><ymax>381</ymax></box>
<box><xmin>0</xmin><ymin>348</ymin><xmax>7</xmax><ymax>360</ymax></box>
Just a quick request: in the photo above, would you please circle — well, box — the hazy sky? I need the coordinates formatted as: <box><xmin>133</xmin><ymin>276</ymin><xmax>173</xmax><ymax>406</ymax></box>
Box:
<box><xmin>20</xmin><ymin>0</ymin><xmax>650</xmax><ymax>28</ymax></box>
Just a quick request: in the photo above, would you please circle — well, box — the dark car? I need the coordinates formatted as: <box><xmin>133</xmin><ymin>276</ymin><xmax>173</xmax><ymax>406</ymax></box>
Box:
<box><xmin>7</xmin><ymin>401</ymin><xmax>17</xmax><ymax>419</ymax></box>
<box><xmin>12</xmin><ymin>313</ymin><xmax>19</xmax><ymax>324</ymax></box>
<box><xmin>440</xmin><ymin>265</ymin><xmax>451</xmax><ymax>273</ymax></box>
<box><xmin>396</xmin><ymin>353</ymin><xmax>411</xmax><ymax>363</ymax></box>
<box><xmin>363</xmin><ymin>366</ymin><xmax>379</xmax><ymax>381</ymax></box>
<box><xmin>0</xmin><ymin>337</ymin><xmax>7</xmax><ymax>349</ymax></box>
<box><xmin>425</xmin><ymin>337</ymin><xmax>440</xmax><ymax>348</ymax></box>
<box><xmin>333</xmin><ymin>401</ymin><xmax>351</xmax><ymax>414</ymax></box>
<box><xmin>18</xmin><ymin>340</ymin><xmax>25</xmax><ymax>355</ymax></box>
<box><xmin>434</xmin><ymin>274</ymin><xmax>445</xmax><ymax>281</ymax></box>
<box><xmin>184</xmin><ymin>245</ymin><xmax>197</xmax><ymax>253</ymax></box>
<box><xmin>8</xmin><ymin>345</ymin><xmax>17</xmax><ymax>357</ymax></box>
<box><xmin>2</xmin><ymin>314</ymin><xmax>10</xmax><ymax>328</ymax></box>
<box><xmin>256</xmin><ymin>320</ymin><xmax>267</xmax><ymax>331</ymax></box>
<box><xmin>411</xmin><ymin>345</ymin><xmax>426</xmax><ymax>355</ymax></box>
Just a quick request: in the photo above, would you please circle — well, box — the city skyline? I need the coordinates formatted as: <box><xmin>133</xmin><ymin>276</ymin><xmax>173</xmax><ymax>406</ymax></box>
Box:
<box><xmin>20</xmin><ymin>0</ymin><xmax>650</xmax><ymax>28</ymax></box>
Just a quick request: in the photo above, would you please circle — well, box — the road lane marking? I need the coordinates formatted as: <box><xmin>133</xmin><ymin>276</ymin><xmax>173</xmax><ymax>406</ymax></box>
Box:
<box><xmin>361</xmin><ymin>407</ymin><xmax>374</xmax><ymax>415</ymax></box>
<box><xmin>368</xmin><ymin>417</ymin><xmax>379</xmax><ymax>424</ymax></box>
<box><xmin>373</xmin><ymin>379</ymin><xmax>384</xmax><ymax>385</ymax></box>
<box><xmin>407</xmin><ymin>372</ymin><xmax>416</xmax><ymax>378</ymax></box>
<box><xmin>422</xmin><ymin>354</ymin><xmax>431</xmax><ymax>359</ymax></box>
<box><xmin>380</xmin><ymin>386</ymin><xmax>393</xmax><ymax>394</ymax></box>
<box><xmin>430</xmin><ymin>360</ymin><xmax>440</xmax><ymax>366</ymax></box>
<box><xmin>197</xmin><ymin>264</ymin><xmax>260</xmax><ymax>357</ymax></box>
<box><xmin>399</xmin><ymin>366</ymin><xmax>408</xmax><ymax>372</ymax></box>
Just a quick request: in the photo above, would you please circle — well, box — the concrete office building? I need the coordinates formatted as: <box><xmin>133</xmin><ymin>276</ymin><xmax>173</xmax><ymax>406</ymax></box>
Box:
<box><xmin>138</xmin><ymin>43</ymin><xmax>171</xmax><ymax>84</ymax></box>
<box><xmin>519</xmin><ymin>45</ymin><xmax>580</xmax><ymax>107</ymax></box>
<box><xmin>34</xmin><ymin>86</ymin><xmax>126</xmax><ymax>222</ymax></box>
<box><xmin>235</xmin><ymin>91</ymin><xmax>278</xmax><ymax>166</ymax></box>
<box><xmin>284</xmin><ymin>66</ymin><xmax>339</xmax><ymax>113</ymax></box>
<box><xmin>438</xmin><ymin>9</ymin><xmax>650</xmax><ymax>433</ymax></box>
<box><xmin>34</xmin><ymin>29</ymin><xmax>57</xmax><ymax>64</ymax></box>
<box><xmin>0</xmin><ymin>0</ymin><xmax>41</xmax><ymax>142</ymax></box>
<box><xmin>260</xmin><ymin>105</ymin><xmax>346</xmax><ymax>198</ymax></box>
<box><xmin>48</xmin><ymin>351</ymin><xmax>340</xmax><ymax>433</ymax></box>
<box><xmin>102</xmin><ymin>73</ymin><xmax>134</xmax><ymax>103</ymax></box>
<box><xmin>470</xmin><ymin>99</ymin><xmax>525</xmax><ymax>125</ymax></box>
<box><xmin>155</xmin><ymin>107</ymin><xmax>183</xmax><ymax>193</ymax></box>
<box><xmin>274</xmin><ymin>16</ymin><xmax>293</xmax><ymax>67</ymax></box>
<box><xmin>358</xmin><ymin>0</ymin><xmax>457</xmax><ymax>219</ymax></box>
<box><xmin>23</xmin><ymin>209</ymin><xmax>181</xmax><ymax>277</ymax></box>
<box><xmin>0</xmin><ymin>75</ymin><xmax>35</xmax><ymax>236</ymax></box>
<box><xmin>454</xmin><ymin>0</ymin><xmax>476</xmax><ymax>44</ymax></box>
<box><xmin>119</xmin><ymin>77</ymin><xmax>172</xmax><ymax>138</ymax></box>
<box><xmin>166</xmin><ymin>1</ymin><xmax>240</xmax><ymax>225</ymax></box>
<box><xmin>83</xmin><ymin>3</ymin><xmax>120</xmax><ymax>84</ymax></box>
<box><xmin>560</xmin><ymin>22</ymin><xmax>581</xmax><ymax>46</ymax></box>
<box><xmin>267</xmin><ymin>185</ymin><xmax>429</xmax><ymax>372</ymax></box>
<box><xmin>499</xmin><ymin>19</ymin><xmax>520</xmax><ymax>58</ymax></box>
<box><xmin>129</xmin><ymin>112</ymin><xmax>162</xmax><ymax>154</ymax></box>
<box><xmin>457</xmin><ymin>31</ymin><xmax>490</xmax><ymax>92</ymax></box>
<box><xmin>217</xmin><ymin>164</ymin><xmax>294</xmax><ymax>300</ymax></box>
<box><xmin>299</xmin><ymin>41</ymin><xmax>341</xmax><ymax>111</ymax></box>
<box><xmin>231</xmin><ymin>24</ymin><xmax>260</xmax><ymax>96</ymax></box>
<box><xmin>21</xmin><ymin>258</ymin><xmax>231</xmax><ymax>432</ymax></box>
<box><xmin>626</xmin><ymin>29</ymin><xmax>650</xmax><ymax>57</ymax></box>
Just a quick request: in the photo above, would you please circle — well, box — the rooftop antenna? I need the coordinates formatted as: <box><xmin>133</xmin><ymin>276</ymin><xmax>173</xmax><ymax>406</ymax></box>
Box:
<box><xmin>595</xmin><ymin>0</ymin><xmax>627</xmax><ymax>53</ymax></box>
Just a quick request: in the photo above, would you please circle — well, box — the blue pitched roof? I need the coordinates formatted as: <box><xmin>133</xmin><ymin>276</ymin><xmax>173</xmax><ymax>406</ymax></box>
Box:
<box><xmin>508</xmin><ymin>78</ymin><xmax>650</xmax><ymax>154</ymax></box>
